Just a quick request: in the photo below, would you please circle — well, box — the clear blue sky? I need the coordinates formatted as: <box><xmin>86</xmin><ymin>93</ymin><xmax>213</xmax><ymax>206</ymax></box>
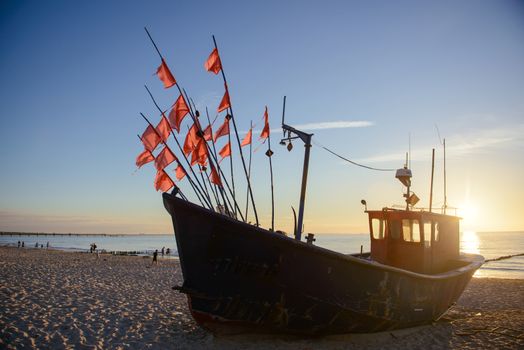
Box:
<box><xmin>1</xmin><ymin>0</ymin><xmax>523</xmax><ymax>234</ymax></box>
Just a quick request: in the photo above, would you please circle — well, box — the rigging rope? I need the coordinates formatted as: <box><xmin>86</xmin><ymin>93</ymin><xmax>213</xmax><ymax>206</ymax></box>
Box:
<box><xmin>313</xmin><ymin>140</ymin><xmax>395</xmax><ymax>172</ymax></box>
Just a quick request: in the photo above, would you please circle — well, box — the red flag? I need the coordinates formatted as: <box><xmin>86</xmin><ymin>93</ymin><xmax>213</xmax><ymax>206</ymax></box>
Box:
<box><xmin>217</xmin><ymin>89</ymin><xmax>230</xmax><ymax>113</ymax></box>
<box><xmin>168</xmin><ymin>95</ymin><xmax>190</xmax><ymax>132</ymax></box>
<box><xmin>259</xmin><ymin>106</ymin><xmax>270</xmax><ymax>140</ymax></box>
<box><xmin>190</xmin><ymin>139</ymin><xmax>208</xmax><ymax>166</ymax></box>
<box><xmin>204</xmin><ymin>48</ymin><xmax>222</xmax><ymax>74</ymax></box>
<box><xmin>183</xmin><ymin>123</ymin><xmax>199</xmax><ymax>155</ymax></box>
<box><xmin>203</xmin><ymin>124</ymin><xmax>213</xmax><ymax>141</ymax></box>
<box><xmin>213</xmin><ymin>117</ymin><xmax>230</xmax><ymax>142</ymax></box>
<box><xmin>135</xmin><ymin>149</ymin><xmax>154</xmax><ymax>168</ymax></box>
<box><xmin>156</xmin><ymin>114</ymin><xmax>171</xmax><ymax>142</ymax></box>
<box><xmin>175</xmin><ymin>164</ymin><xmax>187</xmax><ymax>181</ymax></box>
<box><xmin>154</xmin><ymin>170</ymin><xmax>174</xmax><ymax>192</ymax></box>
<box><xmin>156</xmin><ymin>59</ymin><xmax>176</xmax><ymax>89</ymax></box>
<box><xmin>241</xmin><ymin>128</ymin><xmax>252</xmax><ymax>147</ymax></box>
<box><xmin>197</xmin><ymin>142</ymin><xmax>208</xmax><ymax>166</ymax></box>
<box><xmin>141</xmin><ymin>125</ymin><xmax>161</xmax><ymax>152</ymax></box>
<box><xmin>155</xmin><ymin>146</ymin><xmax>177</xmax><ymax>171</ymax></box>
<box><xmin>219</xmin><ymin>141</ymin><xmax>231</xmax><ymax>159</ymax></box>
<box><xmin>209</xmin><ymin>164</ymin><xmax>222</xmax><ymax>187</ymax></box>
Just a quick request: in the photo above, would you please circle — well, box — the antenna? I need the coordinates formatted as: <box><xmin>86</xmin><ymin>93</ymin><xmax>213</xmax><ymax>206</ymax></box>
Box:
<box><xmin>443</xmin><ymin>138</ymin><xmax>447</xmax><ymax>214</ymax></box>
<box><xmin>435</xmin><ymin>124</ymin><xmax>443</xmax><ymax>145</ymax></box>
<box><xmin>429</xmin><ymin>148</ymin><xmax>435</xmax><ymax>212</ymax></box>
<box><xmin>408</xmin><ymin>132</ymin><xmax>411</xmax><ymax>169</ymax></box>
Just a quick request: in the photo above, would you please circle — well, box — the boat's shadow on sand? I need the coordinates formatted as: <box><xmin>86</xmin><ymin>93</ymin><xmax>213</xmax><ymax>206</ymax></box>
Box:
<box><xmin>175</xmin><ymin>301</ymin><xmax>524</xmax><ymax>350</ymax></box>
<box><xmin>175</xmin><ymin>322</ymin><xmax>455</xmax><ymax>350</ymax></box>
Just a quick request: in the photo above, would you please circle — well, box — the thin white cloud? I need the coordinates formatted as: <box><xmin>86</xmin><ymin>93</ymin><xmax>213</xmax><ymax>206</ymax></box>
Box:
<box><xmin>263</xmin><ymin>120</ymin><xmax>374</xmax><ymax>134</ymax></box>
<box><xmin>288</xmin><ymin>121</ymin><xmax>374</xmax><ymax>131</ymax></box>
<box><xmin>356</xmin><ymin>123</ymin><xmax>524</xmax><ymax>164</ymax></box>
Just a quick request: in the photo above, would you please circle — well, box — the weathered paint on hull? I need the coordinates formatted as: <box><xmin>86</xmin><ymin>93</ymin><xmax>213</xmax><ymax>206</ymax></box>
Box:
<box><xmin>163</xmin><ymin>193</ymin><xmax>483</xmax><ymax>335</ymax></box>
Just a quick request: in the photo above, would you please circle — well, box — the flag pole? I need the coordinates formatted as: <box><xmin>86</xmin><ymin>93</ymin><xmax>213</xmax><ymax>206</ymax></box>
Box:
<box><xmin>227</xmin><ymin>127</ymin><xmax>237</xmax><ymax>217</ymax></box>
<box><xmin>136</xmin><ymin>134</ymin><xmax>188</xmax><ymax>201</ymax></box>
<box><xmin>144</xmin><ymin>27</ymin><xmax>164</xmax><ymax>60</ymax></box>
<box><xmin>245</xmin><ymin>121</ymin><xmax>253</xmax><ymax>220</ymax></box>
<box><xmin>182</xmin><ymin>90</ymin><xmax>243</xmax><ymax>220</ymax></box>
<box><xmin>204</xmin><ymin>108</ymin><xmax>225</xmax><ymax>210</ymax></box>
<box><xmin>143</xmin><ymin>86</ymin><xmax>214</xmax><ymax>208</ymax></box>
<box><xmin>267</xmin><ymin>125</ymin><xmax>275</xmax><ymax>232</ymax></box>
<box><xmin>182</xmin><ymin>88</ymin><xmax>234</xmax><ymax>215</ymax></box>
<box><xmin>182</xmin><ymin>122</ymin><xmax>216</xmax><ymax>211</ymax></box>
<box><xmin>197</xmin><ymin>164</ymin><xmax>213</xmax><ymax>207</ymax></box>
<box><xmin>211</xmin><ymin>35</ymin><xmax>259</xmax><ymax>226</ymax></box>
<box><xmin>184</xmin><ymin>102</ymin><xmax>220</xmax><ymax>209</ymax></box>
<box><xmin>138</xmin><ymin>114</ymin><xmax>208</xmax><ymax>208</ymax></box>
<box><xmin>200</xmin><ymin>164</ymin><xmax>221</xmax><ymax>210</ymax></box>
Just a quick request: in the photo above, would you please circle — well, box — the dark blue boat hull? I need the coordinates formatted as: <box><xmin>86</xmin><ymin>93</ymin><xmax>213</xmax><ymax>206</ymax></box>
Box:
<box><xmin>163</xmin><ymin>193</ymin><xmax>483</xmax><ymax>335</ymax></box>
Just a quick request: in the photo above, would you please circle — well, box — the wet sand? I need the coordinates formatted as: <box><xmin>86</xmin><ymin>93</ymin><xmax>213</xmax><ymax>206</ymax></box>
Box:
<box><xmin>1</xmin><ymin>246</ymin><xmax>523</xmax><ymax>349</ymax></box>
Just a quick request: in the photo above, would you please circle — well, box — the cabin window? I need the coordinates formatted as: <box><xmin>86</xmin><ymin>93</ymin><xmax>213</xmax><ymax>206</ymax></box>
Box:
<box><xmin>402</xmin><ymin>219</ymin><xmax>421</xmax><ymax>242</ymax></box>
<box><xmin>389</xmin><ymin>220</ymin><xmax>401</xmax><ymax>239</ymax></box>
<box><xmin>423</xmin><ymin>221</ymin><xmax>432</xmax><ymax>247</ymax></box>
<box><xmin>434</xmin><ymin>222</ymin><xmax>441</xmax><ymax>242</ymax></box>
<box><xmin>371</xmin><ymin>219</ymin><xmax>384</xmax><ymax>239</ymax></box>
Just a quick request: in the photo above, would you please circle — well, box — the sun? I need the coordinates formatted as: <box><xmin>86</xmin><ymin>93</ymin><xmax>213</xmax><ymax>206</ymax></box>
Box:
<box><xmin>457</xmin><ymin>201</ymin><xmax>479</xmax><ymax>229</ymax></box>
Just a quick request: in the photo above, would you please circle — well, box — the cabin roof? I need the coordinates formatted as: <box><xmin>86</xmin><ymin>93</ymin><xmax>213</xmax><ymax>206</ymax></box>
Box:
<box><xmin>365</xmin><ymin>208</ymin><xmax>461</xmax><ymax>220</ymax></box>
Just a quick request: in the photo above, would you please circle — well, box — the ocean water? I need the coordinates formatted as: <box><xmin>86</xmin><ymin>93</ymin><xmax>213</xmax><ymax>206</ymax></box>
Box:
<box><xmin>1</xmin><ymin>231</ymin><xmax>522</xmax><ymax>279</ymax></box>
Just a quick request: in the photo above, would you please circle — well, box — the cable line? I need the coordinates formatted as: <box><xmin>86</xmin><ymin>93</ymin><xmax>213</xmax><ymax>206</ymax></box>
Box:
<box><xmin>313</xmin><ymin>140</ymin><xmax>395</xmax><ymax>172</ymax></box>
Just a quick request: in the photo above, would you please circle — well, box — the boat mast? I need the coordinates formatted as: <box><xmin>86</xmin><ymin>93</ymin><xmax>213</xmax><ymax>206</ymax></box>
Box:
<box><xmin>429</xmin><ymin>148</ymin><xmax>435</xmax><ymax>212</ymax></box>
<box><xmin>405</xmin><ymin>152</ymin><xmax>410</xmax><ymax>211</ymax></box>
<box><xmin>280</xmin><ymin>96</ymin><xmax>313</xmax><ymax>241</ymax></box>
<box><xmin>443</xmin><ymin>138</ymin><xmax>447</xmax><ymax>214</ymax></box>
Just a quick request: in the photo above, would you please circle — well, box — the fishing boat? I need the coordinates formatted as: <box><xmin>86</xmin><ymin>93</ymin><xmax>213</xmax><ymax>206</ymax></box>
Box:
<box><xmin>136</xmin><ymin>30</ymin><xmax>483</xmax><ymax>335</ymax></box>
<box><xmin>163</xmin><ymin>118</ymin><xmax>484</xmax><ymax>335</ymax></box>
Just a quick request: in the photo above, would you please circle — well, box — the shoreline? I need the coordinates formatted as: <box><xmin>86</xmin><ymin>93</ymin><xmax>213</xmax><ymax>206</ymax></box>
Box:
<box><xmin>1</xmin><ymin>247</ymin><xmax>523</xmax><ymax>349</ymax></box>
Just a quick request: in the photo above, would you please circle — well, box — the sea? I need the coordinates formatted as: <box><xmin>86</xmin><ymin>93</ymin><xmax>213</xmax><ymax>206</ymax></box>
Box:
<box><xmin>1</xmin><ymin>231</ymin><xmax>523</xmax><ymax>279</ymax></box>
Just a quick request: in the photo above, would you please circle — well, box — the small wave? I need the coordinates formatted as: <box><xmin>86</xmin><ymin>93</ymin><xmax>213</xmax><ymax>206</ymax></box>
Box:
<box><xmin>479</xmin><ymin>266</ymin><xmax>523</xmax><ymax>271</ymax></box>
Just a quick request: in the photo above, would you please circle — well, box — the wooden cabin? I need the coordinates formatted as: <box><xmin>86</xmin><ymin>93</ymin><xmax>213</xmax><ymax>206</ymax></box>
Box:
<box><xmin>366</xmin><ymin>209</ymin><xmax>460</xmax><ymax>274</ymax></box>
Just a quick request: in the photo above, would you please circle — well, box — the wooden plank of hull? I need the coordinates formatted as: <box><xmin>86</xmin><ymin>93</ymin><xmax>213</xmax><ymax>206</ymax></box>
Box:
<box><xmin>162</xmin><ymin>193</ymin><xmax>483</xmax><ymax>335</ymax></box>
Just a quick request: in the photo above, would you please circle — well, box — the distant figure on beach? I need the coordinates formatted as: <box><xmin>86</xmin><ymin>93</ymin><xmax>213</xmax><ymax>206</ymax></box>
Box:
<box><xmin>161</xmin><ymin>247</ymin><xmax>165</xmax><ymax>257</ymax></box>
<box><xmin>35</xmin><ymin>242</ymin><xmax>38</xmax><ymax>248</ymax></box>
<box><xmin>152</xmin><ymin>249</ymin><xmax>158</xmax><ymax>265</ymax></box>
<box><xmin>46</xmin><ymin>242</ymin><xmax>49</xmax><ymax>249</ymax></box>
<box><xmin>40</xmin><ymin>244</ymin><xmax>43</xmax><ymax>249</ymax></box>
<box><xmin>166</xmin><ymin>248</ymin><xmax>170</xmax><ymax>256</ymax></box>
<box><xmin>22</xmin><ymin>241</ymin><xmax>24</xmax><ymax>248</ymax></box>
<box><xmin>18</xmin><ymin>241</ymin><xmax>20</xmax><ymax>248</ymax></box>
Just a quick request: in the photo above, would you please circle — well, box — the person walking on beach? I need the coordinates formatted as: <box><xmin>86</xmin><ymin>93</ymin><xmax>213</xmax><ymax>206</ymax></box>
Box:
<box><xmin>46</xmin><ymin>242</ymin><xmax>49</xmax><ymax>249</ymax></box>
<box><xmin>35</xmin><ymin>242</ymin><xmax>38</xmax><ymax>248</ymax></box>
<box><xmin>166</xmin><ymin>248</ymin><xmax>170</xmax><ymax>256</ymax></box>
<box><xmin>22</xmin><ymin>241</ymin><xmax>24</xmax><ymax>248</ymax></box>
<box><xmin>152</xmin><ymin>249</ymin><xmax>158</xmax><ymax>265</ymax></box>
<box><xmin>18</xmin><ymin>241</ymin><xmax>20</xmax><ymax>248</ymax></box>
<box><xmin>161</xmin><ymin>247</ymin><xmax>165</xmax><ymax>257</ymax></box>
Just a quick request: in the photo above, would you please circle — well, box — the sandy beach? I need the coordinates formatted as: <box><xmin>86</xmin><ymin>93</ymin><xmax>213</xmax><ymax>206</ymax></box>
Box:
<box><xmin>1</xmin><ymin>247</ymin><xmax>522</xmax><ymax>349</ymax></box>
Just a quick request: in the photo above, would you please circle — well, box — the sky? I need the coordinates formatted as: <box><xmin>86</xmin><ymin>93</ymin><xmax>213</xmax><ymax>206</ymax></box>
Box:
<box><xmin>0</xmin><ymin>0</ymin><xmax>523</xmax><ymax>234</ymax></box>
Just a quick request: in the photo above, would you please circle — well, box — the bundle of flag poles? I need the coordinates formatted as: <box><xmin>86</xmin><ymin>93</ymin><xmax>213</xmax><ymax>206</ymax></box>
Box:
<box><xmin>135</xmin><ymin>28</ymin><xmax>274</xmax><ymax>227</ymax></box>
